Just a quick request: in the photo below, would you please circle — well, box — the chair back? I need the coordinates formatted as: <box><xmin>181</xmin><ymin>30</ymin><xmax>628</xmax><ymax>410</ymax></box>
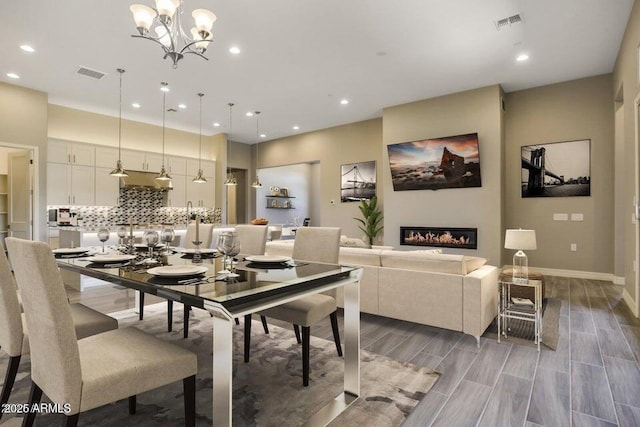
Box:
<box><xmin>302</xmin><ymin>218</ymin><xmax>311</xmax><ymax>226</ymax></box>
<box><xmin>184</xmin><ymin>222</ymin><xmax>215</xmax><ymax>249</ymax></box>
<box><xmin>293</xmin><ymin>227</ymin><xmax>340</xmax><ymax>264</ymax></box>
<box><xmin>0</xmin><ymin>246</ymin><xmax>23</xmax><ymax>357</ymax></box>
<box><xmin>235</xmin><ymin>224</ymin><xmax>268</xmax><ymax>256</ymax></box>
<box><xmin>5</xmin><ymin>238</ymin><xmax>82</xmax><ymax>409</ymax></box>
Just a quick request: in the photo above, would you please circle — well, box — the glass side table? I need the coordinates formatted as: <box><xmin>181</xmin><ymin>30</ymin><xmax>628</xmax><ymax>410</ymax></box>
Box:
<box><xmin>497</xmin><ymin>274</ymin><xmax>543</xmax><ymax>351</ymax></box>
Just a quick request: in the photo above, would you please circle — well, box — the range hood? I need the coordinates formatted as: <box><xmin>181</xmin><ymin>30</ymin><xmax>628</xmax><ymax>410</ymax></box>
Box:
<box><xmin>119</xmin><ymin>171</ymin><xmax>173</xmax><ymax>191</ymax></box>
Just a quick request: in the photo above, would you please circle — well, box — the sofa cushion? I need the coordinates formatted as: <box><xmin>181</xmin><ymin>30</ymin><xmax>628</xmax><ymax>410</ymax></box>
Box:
<box><xmin>380</xmin><ymin>250</ymin><xmax>486</xmax><ymax>275</ymax></box>
<box><xmin>339</xmin><ymin>235</ymin><xmax>370</xmax><ymax>248</ymax></box>
<box><xmin>339</xmin><ymin>247</ymin><xmax>383</xmax><ymax>267</ymax></box>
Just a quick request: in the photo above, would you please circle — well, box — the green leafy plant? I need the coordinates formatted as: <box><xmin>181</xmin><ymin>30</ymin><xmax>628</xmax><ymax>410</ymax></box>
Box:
<box><xmin>354</xmin><ymin>195</ymin><xmax>384</xmax><ymax>246</ymax></box>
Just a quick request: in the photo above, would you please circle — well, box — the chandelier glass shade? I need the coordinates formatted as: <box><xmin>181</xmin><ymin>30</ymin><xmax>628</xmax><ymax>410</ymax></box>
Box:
<box><xmin>130</xmin><ymin>0</ymin><xmax>217</xmax><ymax>68</ymax></box>
<box><xmin>156</xmin><ymin>82</ymin><xmax>172</xmax><ymax>181</ymax></box>
<box><xmin>193</xmin><ymin>92</ymin><xmax>207</xmax><ymax>184</ymax></box>
<box><xmin>110</xmin><ymin>68</ymin><xmax>129</xmax><ymax>177</ymax></box>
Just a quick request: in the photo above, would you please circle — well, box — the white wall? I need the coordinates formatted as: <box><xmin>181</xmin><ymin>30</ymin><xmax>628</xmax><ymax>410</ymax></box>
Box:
<box><xmin>256</xmin><ymin>163</ymin><xmax>311</xmax><ymax>225</ymax></box>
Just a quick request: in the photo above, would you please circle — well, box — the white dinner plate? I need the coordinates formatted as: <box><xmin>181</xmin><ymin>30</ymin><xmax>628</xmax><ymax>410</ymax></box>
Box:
<box><xmin>245</xmin><ymin>255</ymin><xmax>292</xmax><ymax>263</ymax></box>
<box><xmin>52</xmin><ymin>247</ymin><xmax>90</xmax><ymax>255</ymax></box>
<box><xmin>177</xmin><ymin>248</ymin><xmax>217</xmax><ymax>254</ymax></box>
<box><xmin>147</xmin><ymin>265</ymin><xmax>209</xmax><ymax>277</ymax></box>
<box><xmin>85</xmin><ymin>254</ymin><xmax>137</xmax><ymax>263</ymax></box>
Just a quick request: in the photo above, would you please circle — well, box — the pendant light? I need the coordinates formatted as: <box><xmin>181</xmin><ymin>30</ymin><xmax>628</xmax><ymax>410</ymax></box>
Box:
<box><xmin>156</xmin><ymin>81</ymin><xmax>172</xmax><ymax>181</ymax></box>
<box><xmin>110</xmin><ymin>68</ymin><xmax>129</xmax><ymax>177</ymax></box>
<box><xmin>192</xmin><ymin>92</ymin><xmax>207</xmax><ymax>183</ymax></box>
<box><xmin>224</xmin><ymin>102</ymin><xmax>238</xmax><ymax>186</ymax></box>
<box><xmin>251</xmin><ymin>111</ymin><xmax>263</xmax><ymax>188</ymax></box>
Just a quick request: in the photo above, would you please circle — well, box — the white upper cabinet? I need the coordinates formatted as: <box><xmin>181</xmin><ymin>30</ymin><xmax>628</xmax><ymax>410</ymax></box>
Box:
<box><xmin>168</xmin><ymin>174</ymin><xmax>186</xmax><ymax>207</ymax></box>
<box><xmin>167</xmin><ymin>156</ymin><xmax>187</xmax><ymax>176</ymax></box>
<box><xmin>186</xmin><ymin>159</ymin><xmax>215</xmax><ymax>177</ymax></box>
<box><xmin>121</xmin><ymin>150</ymin><xmax>146</xmax><ymax>172</ymax></box>
<box><xmin>47</xmin><ymin>163</ymin><xmax>95</xmax><ymax>206</ymax></box>
<box><xmin>94</xmin><ymin>146</ymin><xmax>120</xmax><ymax>169</ymax></box>
<box><xmin>95</xmin><ymin>167</ymin><xmax>120</xmax><ymax>206</ymax></box>
<box><xmin>48</xmin><ymin>140</ymin><xmax>95</xmax><ymax>166</ymax></box>
<box><xmin>145</xmin><ymin>153</ymin><xmax>164</xmax><ymax>173</ymax></box>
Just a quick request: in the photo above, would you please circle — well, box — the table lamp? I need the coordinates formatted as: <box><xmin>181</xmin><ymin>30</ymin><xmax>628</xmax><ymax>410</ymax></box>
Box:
<box><xmin>504</xmin><ymin>229</ymin><xmax>537</xmax><ymax>283</ymax></box>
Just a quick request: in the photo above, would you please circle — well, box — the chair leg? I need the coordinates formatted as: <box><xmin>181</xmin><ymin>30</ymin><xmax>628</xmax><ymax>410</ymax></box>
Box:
<box><xmin>65</xmin><ymin>414</ymin><xmax>80</xmax><ymax>427</ymax></box>
<box><xmin>139</xmin><ymin>292</ymin><xmax>145</xmax><ymax>320</ymax></box>
<box><xmin>0</xmin><ymin>355</ymin><xmax>21</xmax><ymax>414</ymax></box>
<box><xmin>260</xmin><ymin>315</ymin><xmax>269</xmax><ymax>334</ymax></box>
<box><xmin>302</xmin><ymin>326</ymin><xmax>310</xmax><ymax>386</ymax></box>
<box><xmin>22</xmin><ymin>381</ymin><xmax>42</xmax><ymax>427</ymax></box>
<box><xmin>235</xmin><ymin>318</ymin><xmax>240</xmax><ymax>325</ymax></box>
<box><xmin>293</xmin><ymin>324</ymin><xmax>301</xmax><ymax>344</ymax></box>
<box><xmin>167</xmin><ymin>300</ymin><xmax>173</xmax><ymax>332</ymax></box>
<box><xmin>128</xmin><ymin>395</ymin><xmax>136</xmax><ymax>414</ymax></box>
<box><xmin>183</xmin><ymin>304</ymin><xmax>190</xmax><ymax>339</ymax></box>
<box><xmin>184</xmin><ymin>375</ymin><xmax>196</xmax><ymax>427</ymax></box>
<box><xmin>244</xmin><ymin>314</ymin><xmax>252</xmax><ymax>363</ymax></box>
<box><xmin>330</xmin><ymin>311</ymin><xmax>343</xmax><ymax>357</ymax></box>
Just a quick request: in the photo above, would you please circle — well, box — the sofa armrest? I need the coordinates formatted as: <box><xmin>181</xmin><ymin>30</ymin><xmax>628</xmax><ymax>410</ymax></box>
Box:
<box><xmin>462</xmin><ymin>265</ymin><xmax>499</xmax><ymax>340</ymax></box>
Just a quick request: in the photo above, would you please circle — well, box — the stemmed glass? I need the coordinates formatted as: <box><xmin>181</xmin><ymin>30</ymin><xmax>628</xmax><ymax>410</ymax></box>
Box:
<box><xmin>117</xmin><ymin>225</ymin><xmax>127</xmax><ymax>248</ymax></box>
<box><xmin>97</xmin><ymin>228</ymin><xmax>110</xmax><ymax>253</ymax></box>
<box><xmin>216</xmin><ymin>231</ymin><xmax>240</xmax><ymax>275</ymax></box>
<box><xmin>160</xmin><ymin>225</ymin><xmax>175</xmax><ymax>255</ymax></box>
<box><xmin>143</xmin><ymin>230</ymin><xmax>159</xmax><ymax>260</ymax></box>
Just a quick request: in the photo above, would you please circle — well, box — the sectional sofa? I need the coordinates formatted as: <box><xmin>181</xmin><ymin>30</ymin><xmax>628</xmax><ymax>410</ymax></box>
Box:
<box><xmin>265</xmin><ymin>240</ymin><xmax>499</xmax><ymax>346</ymax></box>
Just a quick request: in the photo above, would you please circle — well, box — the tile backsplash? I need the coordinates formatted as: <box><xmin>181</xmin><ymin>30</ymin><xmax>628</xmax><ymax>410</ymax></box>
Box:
<box><xmin>48</xmin><ymin>188</ymin><xmax>222</xmax><ymax>227</ymax></box>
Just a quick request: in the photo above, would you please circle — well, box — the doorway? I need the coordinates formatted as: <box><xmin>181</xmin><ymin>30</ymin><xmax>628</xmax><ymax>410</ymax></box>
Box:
<box><xmin>226</xmin><ymin>168</ymin><xmax>247</xmax><ymax>225</ymax></box>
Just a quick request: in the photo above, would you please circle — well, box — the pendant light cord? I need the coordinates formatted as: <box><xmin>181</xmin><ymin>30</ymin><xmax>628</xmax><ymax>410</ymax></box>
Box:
<box><xmin>198</xmin><ymin>93</ymin><xmax>204</xmax><ymax>170</ymax></box>
<box><xmin>118</xmin><ymin>69</ymin><xmax>124</xmax><ymax>160</ymax></box>
<box><xmin>162</xmin><ymin>88</ymin><xmax>166</xmax><ymax>166</ymax></box>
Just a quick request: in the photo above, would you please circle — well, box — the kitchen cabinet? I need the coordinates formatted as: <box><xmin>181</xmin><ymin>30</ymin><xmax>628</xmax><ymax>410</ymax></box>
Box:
<box><xmin>95</xmin><ymin>167</ymin><xmax>120</xmax><ymax>206</ymax></box>
<box><xmin>167</xmin><ymin>156</ymin><xmax>187</xmax><ymax>176</ymax></box>
<box><xmin>167</xmin><ymin>174</ymin><xmax>186</xmax><ymax>207</ymax></box>
<box><xmin>48</xmin><ymin>140</ymin><xmax>95</xmax><ymax>166</ymax></box>
<box><xmin>47</xmin><ymin>163</ymin><xmax>95</xmax><ymax>205</ymax></box>
<box><xmin>94</xmin><ymin>146</ymin><xmax>120</xmax><ymax>169</ymax></box>
<box><xmin>121</xmin><ymin>150</ymin><xmax>164</xmax><ymax>172</ymax></box>
<box><xmin>186</xmin><ymin>159</ymin><xmax>215</xmax><ymax>178</ymax></box>
<box><xmin>186</xmin><ymin>178</ymin><xmax>215</xmax><ymax>207</ymax></box>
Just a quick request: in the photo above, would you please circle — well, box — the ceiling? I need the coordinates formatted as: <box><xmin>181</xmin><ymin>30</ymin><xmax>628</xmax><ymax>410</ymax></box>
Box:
<box><xmin>0</xmin><ymin>0</ymin><xmax>634</xmax><ymax>144</ymax></box>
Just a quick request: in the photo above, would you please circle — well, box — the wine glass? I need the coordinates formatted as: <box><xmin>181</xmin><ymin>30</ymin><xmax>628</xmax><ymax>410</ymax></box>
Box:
<box><xmin>143</xmin><ymin>230</ymin><xmax>159</xmax><ymax>259</ymax></box>
<box><xmin>160</xmin><ymin>225</ymin><xmax>175</xmax><ymax>254</ymax></box>
<box><xmin>97</xmin><ymin>228</ymin><xmax>110</xmax><ymax>253</ymax></box>
<box><xmin>116</xmin><ymin>225</ymin><xmax>127</xmax><ymax>248</ymax></box>
<box><xmin>216</xmin><ymin>231</ymin><xmax>239</xmax><ymax>274</ymax></box>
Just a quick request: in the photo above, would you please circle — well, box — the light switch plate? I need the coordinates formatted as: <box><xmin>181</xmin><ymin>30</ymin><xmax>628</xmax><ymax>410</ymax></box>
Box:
<box><xmin>553</xmin><ymin>213</ymin><xmax>569</xmax><ymax>221</ymax></box>
<box><xmin>571</xmin><ymin>213</ymin><xmax>584</xmax><ymax>221</ymax></box>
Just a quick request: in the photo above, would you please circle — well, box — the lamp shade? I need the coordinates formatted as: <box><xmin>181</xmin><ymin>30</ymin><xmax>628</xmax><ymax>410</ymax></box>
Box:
<box><xmin>504</xmin><ymin>229</ymin><xmax>537</xmax><ymax>250</ymax></box>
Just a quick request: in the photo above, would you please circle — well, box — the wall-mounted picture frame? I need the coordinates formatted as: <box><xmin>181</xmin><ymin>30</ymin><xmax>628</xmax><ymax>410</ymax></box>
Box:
<box><xmin>521</xmin><ymin>139</ymin><xmax>591</xmax><ymax>198</ymax></box>
<box><xmin>341</xmin><ymin>161</ymin><xmax>376</xmax><ymax>202</ymax></box>
<box><xmin>387</xmin><ymin>133</ymin><xmax>482</xmax><ymax>191</ymax></box>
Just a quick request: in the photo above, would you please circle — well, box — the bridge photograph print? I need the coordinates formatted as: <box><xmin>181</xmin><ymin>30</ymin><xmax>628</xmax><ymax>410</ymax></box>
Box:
<box><xmin>521</xmin><ymin>139</ymin><xmax>591</xmax><ymax>198</ymax></box>
<box><xmin>341</xmin><ymin>160</ymin><xmax>376</xmax><ymax>202</ymax></box>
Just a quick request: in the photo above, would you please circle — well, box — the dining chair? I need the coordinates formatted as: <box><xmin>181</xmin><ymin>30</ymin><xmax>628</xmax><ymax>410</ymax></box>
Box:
<box><xmin>139</xmin><ymin>221</ymin><xmax>215</xmax><ymax>326</ymax></box>
<box><xmin>248</xmin><ymin>227</ymin><xmax>343</xmax><ymax>386</ymax></box>
<box><xmin>5</xmin><ymin>237</ymin><xmax>198</xmax><ymax>427</ymax></box>
<box><xmin>0</xmin><ymin>247</ymin><xmax>118</xmax><ymax>418</ymax></box>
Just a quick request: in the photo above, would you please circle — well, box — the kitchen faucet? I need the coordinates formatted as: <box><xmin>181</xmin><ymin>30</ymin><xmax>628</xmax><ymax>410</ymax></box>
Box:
<box><xmin>186</xmin><ymin>201</ymin><xmax>193</xmax><ymax>228</ymax></box>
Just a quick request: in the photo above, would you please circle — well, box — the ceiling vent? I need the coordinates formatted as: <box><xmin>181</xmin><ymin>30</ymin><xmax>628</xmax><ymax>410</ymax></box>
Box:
<box><xmin>76</xmin><ymin>66</ymin><xmax>106</xmax><ymax>80</ymax></box>
<box><xmin>494</xmin><ymin>13</ymin><xmax>523</xmax><ymax>31</ymax></box>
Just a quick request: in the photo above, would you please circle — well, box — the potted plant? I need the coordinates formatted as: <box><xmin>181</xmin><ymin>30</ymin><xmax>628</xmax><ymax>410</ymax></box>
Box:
<box><xmin>354</xmin><ymin>195</ymin><xmax>384</xmax><ymax>246</ymax></box>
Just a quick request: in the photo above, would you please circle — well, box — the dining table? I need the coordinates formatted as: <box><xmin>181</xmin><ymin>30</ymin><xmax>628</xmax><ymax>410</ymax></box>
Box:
<box><xmin>55</xmin><ymin>248</ymin><xmax>362</xmax><ymax>426</ymax></box>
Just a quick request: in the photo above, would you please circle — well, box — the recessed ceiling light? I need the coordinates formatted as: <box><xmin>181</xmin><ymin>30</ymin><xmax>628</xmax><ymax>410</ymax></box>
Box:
<box><xmin>260</xmin><ymin>134</ymin><xmax>266</xmax><ymax>138</ymax></box>
<box><xmin>6</xmin><ymin>73</ymin><xmax>20</xmax><ymax>79</ymax></box>
<box><xmin>246</xmin><ymin>112</ymin><xmax>253</xmax><ymax>117</ymax></box>
<box><xmin>292</xmin><ymin>125</ymin><xmax>300</xmax><ymax>130</ymax></box>
<box><xmin>516</xmin><ymin>54</ymin><xmax>529</xmax><ymax>62</ymax></box>
<box><xmin>229</xmin><ymin>46</ymin><xmax>241</xmax><ymax>54</ymax></box>
<box><xmin>213</xmin><ymin>122</ymin><xmax>221</xmax><ymax>127</ymax></box>
<box><xmin>131</xmin><ymin>103</ymin><xmax>141</xmax><ymax>108</ymax></box>
<box><xmin>20</xmin><ymin>45</ymin><xmax>35</xmax><ymax>53</ymax></box>
<box><xmin>178</xmin><ymin>103</ymin><xmax>187</xmax><ymax>109</ymax></box>
<box><xmin>340</xmin><ymin>99</ymin><xmax>349</xmax><ymax>105</ymax></box>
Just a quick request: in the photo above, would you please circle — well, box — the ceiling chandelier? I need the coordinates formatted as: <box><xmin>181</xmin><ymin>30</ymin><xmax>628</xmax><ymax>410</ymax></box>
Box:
<box><xmin>130</xmin><ymin>0</ymin><xmax>217</xmax><ymax>68</ymax></box>
<box><xmin>192</xmin><ymin>92</ymin><xmax>207</xmax><ymax>184</ymax></box>
<box><xmin>251</xmin><ymin>111</ymin><xmax>263</xmax><ymax>188</ymax></box>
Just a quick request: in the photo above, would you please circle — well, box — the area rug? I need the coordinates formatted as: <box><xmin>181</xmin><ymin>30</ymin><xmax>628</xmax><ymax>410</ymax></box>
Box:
<box><xmin>482</xmin><ymin>297</ymin><xmax>561</xmax><ymax>350</ymax></box>
<box><xmin>0</xmin><ymin>304</ymin><xmax>439</xmax><ymax>426</ymax></box>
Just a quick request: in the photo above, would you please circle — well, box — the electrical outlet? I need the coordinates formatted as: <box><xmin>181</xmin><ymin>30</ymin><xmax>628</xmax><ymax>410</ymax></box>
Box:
<box><xmin>571</xmin><ymin>243</ymin><xmax>577</xmax><ymax>252</ymax></box>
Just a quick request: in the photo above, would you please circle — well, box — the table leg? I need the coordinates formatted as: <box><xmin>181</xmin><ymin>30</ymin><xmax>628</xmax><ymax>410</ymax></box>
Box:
<box><xmin>134</xmin><ymin>290</ymin><xmax>141</xmax><ymax>314</ymax></box>
<box><xmin>212</xmin><ymin>313</ymin><xmax>233</xmax><ymax>426</ymax></box>
<box><xmin>343</xmin><ymin>279</ymin><xmax>360</xmax><ymax>396</ymax></box>
<box><xmin>497</xmin><ymin>284</ymin><xmax>502</xmax><ymax>343</ymax></box>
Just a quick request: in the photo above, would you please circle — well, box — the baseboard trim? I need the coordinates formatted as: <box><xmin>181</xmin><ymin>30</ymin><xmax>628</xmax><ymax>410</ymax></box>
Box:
<box><xmin>614</xmin><ymin>276</ymin><xmax>626</xmax><ymax>285</ymax></box>
<box><xmin>623</xmin><ymin>289</ymin><xmax>639</xmax><ymax>317</ymax></box>
<box><xmin>531</xmin><ymin>267</ymin><xmax>615</xmax><ymax>282</ymax></box>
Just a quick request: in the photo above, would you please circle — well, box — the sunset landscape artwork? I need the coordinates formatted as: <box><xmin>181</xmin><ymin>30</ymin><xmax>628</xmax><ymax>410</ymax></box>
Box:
<box><xmin>387</xmin><ymin>133</ymin><xmax>482</xmax><ymax>191</ymax></box>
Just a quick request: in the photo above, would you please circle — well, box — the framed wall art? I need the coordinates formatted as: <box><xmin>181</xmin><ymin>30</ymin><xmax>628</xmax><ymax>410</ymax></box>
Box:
<box><xmin>340</xmin><ymin>161</ymin><xmax>376</xmax><ymax>202</ymax></box>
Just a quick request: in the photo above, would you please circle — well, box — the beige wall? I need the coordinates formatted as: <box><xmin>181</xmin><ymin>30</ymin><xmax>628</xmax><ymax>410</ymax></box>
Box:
<box><xmin>256</xmin><ymin>119</ymin><xmax>382</xmax><ymax>238</ymax></box>
<box><xmin>228</xmin><ymin>140</ymin><xmax>252</xmax><ymax>221</ymax></box>
<box><xmin>504</xmin><ymin>75</ymin><xmax>614</xmax><ymax>274</ymax></box>
<box><xmin>613</xmin><ymin>0</ymin><xmax>640</xmax><ymax>302</ymax></box>
<box><xmin>0</xmin><ymin>82</ymin><xmax>49</xmax><ymax>242</ymax></box>
<box><xmin>382</xmin><ymin>85</ymin><xmax>504</xmax><ymax>264</ymax></box>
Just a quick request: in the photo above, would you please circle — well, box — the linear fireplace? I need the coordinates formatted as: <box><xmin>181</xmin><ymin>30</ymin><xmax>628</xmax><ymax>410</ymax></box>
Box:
<box><xmin>400</xmin><ymin>226</ymin><xmax>478</xmax><ymax>250</ymax></box>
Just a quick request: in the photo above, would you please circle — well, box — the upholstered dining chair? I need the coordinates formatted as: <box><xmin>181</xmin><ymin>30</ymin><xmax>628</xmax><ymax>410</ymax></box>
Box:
<box><xmin>139</xmin><ymin>221</ymin><xmax>215</xmax><ymax>327</ymax></box>
<box><xmin>0</xmin><ymin>246</ymin><xmax>118</xmax><ymax>418</ymax></box>
<box><xmin>248</xmin><ymin>227</ymin><xmax>343</xmax><ymax>386</ymax></box>
<box><xmin>5</xmin><ymin>238</ymin><xmax>198</xmax><ymax>427</ymax></box>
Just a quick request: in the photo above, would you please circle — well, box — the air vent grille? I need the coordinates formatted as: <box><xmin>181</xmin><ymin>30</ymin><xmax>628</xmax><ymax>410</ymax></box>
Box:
<box><xmin>76</xmin><ymin>67</ymin><xmax>106</xmax><ymax>80</ymax></box>
<box><xmin>495</xmin><ymin>13</ymin><xmax>523</xmax><ymax>31</ymax></box>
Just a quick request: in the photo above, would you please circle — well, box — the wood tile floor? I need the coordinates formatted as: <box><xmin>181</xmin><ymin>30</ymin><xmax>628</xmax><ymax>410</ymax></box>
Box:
<box><xmin>69</xmin><ymin>276</ymin><xmax>640</xmax><ymax>427</ymax></box>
